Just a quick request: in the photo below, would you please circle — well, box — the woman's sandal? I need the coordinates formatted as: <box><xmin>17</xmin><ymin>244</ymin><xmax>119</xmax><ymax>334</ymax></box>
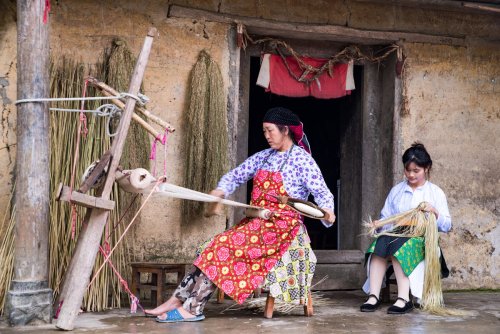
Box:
<box><xmin>155</xmin><ymin>308</ymin><xmax>205</xmax><ymax>323</ymax></box>
<box><xmin>360</xmin><ymin>294</ymin><xmax>382</xmax><ymax>312</ymax></box>
<box><xmin>387</xmin><ymin>297</ymin><xmax>414</xmax><ymax>314</ymax></box>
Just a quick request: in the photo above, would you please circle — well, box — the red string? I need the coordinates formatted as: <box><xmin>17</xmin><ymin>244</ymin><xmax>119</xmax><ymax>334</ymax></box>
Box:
<box><xmin>69</xmin><ymin>79</ymin><xmax>89</xmax><ymax>239</ymax></box>
<box><xmin>150</xmin><ymin>130</ymin><xmax>168</xmax><ymax>177</ymax></box>
<box><xmin>98</xmin><ymin>245</ymin><xmax>144</xmax><ymax>314</ymax></box>
<box><xmin>43</xmin><ymin>0</ymin><xmax>51</xmax><ymax>24</ymax></box>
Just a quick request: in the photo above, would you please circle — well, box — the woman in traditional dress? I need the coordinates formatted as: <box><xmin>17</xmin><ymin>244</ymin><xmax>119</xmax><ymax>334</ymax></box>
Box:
<box><xmin>360</xmin><ymin>142</ymin><xmax>451</xmax><ymax>314</ymax></box>
<box><xmin>147</xmin><ymin>107</ymin><xmax>335</xmax><ymax>322</ymax></box>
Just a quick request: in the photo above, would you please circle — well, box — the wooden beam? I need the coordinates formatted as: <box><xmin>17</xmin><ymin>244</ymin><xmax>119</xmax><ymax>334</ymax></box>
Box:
<box><xmin>7</xmin><ymin>0</ymin><xmax>52</xmax><ymax>326</ymax></box>
<box><xmin>314</xmin><ymin>250</ymin><xmax>364</xmax><ymax>264</ymax></box>
<box><xmin>55</xmin><ymin>27</ymin><xmax>157</xmax><ymax>331</ymax></box>
<box><xmin>353</xmin><ymin>0</ymin><xmax>500</xmax><ymax>16</ymax></box>
<box><xmin>168</xmin><ymin>5</ymin><xmax>466</xmax><ymax>46</ymax></box>
<box><xmin>56</xmin><ymin>184</ymin><xmax>115</xmax><ymax>211</ymax></box>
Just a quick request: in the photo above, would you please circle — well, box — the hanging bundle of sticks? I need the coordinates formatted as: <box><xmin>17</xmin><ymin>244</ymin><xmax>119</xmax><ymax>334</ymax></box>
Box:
<box><xmin>365</xmin><ymin>202</ymin><xmax>468</xmax><ymax>316</ymax></box>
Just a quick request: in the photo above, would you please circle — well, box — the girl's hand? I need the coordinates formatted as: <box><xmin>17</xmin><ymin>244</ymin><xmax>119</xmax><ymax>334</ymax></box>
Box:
<box><xmin>421</xmin><ymin>202</ymin><xmax>439</xmax><ymax>218</ymax></box>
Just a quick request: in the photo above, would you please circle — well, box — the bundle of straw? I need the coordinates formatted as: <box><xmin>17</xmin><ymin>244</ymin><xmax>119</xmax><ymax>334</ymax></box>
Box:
<box><xmin>49</xmin><ymin>39</ymin><xmax>149</xmax><ymax>312</ymax></box>
<box><xmin>182</xmin><ymin>50</ymin><xmax>228</xmax><ymax>220</ymax></box>
<box><xmin>0</xmin><ymin>186</ymin><xmax>15</xmax><ymax>315</ymax></box>
<box><xmin>365</xmin><ymin>202</ymin><xmax>466</xmax><ymax>316</ymax></box>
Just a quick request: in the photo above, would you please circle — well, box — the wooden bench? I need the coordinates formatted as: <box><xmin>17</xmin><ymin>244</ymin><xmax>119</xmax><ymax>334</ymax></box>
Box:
<box><xmin>130</xmin><ymin>262</ymin><xmax>186</xmax><ymax>307</ymax></box>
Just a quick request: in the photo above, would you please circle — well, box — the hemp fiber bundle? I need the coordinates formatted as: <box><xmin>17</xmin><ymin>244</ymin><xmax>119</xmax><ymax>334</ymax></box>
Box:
<box><xmin>183</xmin><ymin>50</ymin><xmax>228</xmax><ymax>221</ymax></box>
<box><xmin>366</xmin><ymin>202</ymin><xmax>468</xmax><ymax>316</ymax></box>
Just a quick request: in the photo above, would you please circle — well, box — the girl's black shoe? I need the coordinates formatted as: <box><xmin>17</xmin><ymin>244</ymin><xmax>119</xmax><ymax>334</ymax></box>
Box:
<box><xmin>360</xmin><ymin>294</ymin><xmax>381</xmax><ymax>312</ymax></box>
<box><xmin>387</xmin><ymin>297</ymin><xmax>414</xmax><ymax>314</ymax></box>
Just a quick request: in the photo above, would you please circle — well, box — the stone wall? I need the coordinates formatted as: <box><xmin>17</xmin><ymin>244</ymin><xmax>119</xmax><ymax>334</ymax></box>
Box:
<box><xmin>401</xmin><ymin>43</ymin><xmax>500</xmax><ymax>289</ymax></box>
<box><xmin>0</xmin><ymin>0</ymin><xmax>498</xmax><ymax>289</ymax></box>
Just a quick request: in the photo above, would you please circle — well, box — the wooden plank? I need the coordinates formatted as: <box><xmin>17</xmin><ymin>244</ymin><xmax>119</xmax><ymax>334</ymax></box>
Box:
<box><xmin>313</xmin><ymin>250</ymin><xmax>365</xmax><ymax>264</ymax></box>
<box><xmin>55</xmin><ymin>27</ymin><xmax>157</xmax><ymax>331</ymax></box>
<box><xmin>57</xmin><ymin>185</ymin><xmax>115</xmax><ymax>211</ymax></box>
<box><xmin>312</xmin><ymin>263</ymin><xmax>365</xmax><ymax>290</ymax></box>
<box><xmin>168</xmin><ymin>5</ymin><xmax>466</xmax><ymax>46</ymax></box>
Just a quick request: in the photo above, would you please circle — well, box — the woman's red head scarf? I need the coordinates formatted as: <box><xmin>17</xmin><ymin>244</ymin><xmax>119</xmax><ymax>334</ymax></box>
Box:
<box><xmin>263</xmin><ymin>107</ymin><xmax>311</xmax><ymax>154</ymax></box>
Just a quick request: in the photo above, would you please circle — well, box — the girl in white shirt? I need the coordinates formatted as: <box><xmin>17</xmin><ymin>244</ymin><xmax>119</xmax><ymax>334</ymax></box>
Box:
<box><xmin>360</xmin><ymin>143</ymin><xmax>451</xmax><ymax>314</ymax></box>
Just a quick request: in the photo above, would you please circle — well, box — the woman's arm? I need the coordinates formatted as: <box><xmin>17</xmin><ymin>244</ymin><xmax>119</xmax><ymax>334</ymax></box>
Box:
<box><xmin>216</xmin><ymin>149</ymin><xmax>270</xmax><ymax>196</ymax></box>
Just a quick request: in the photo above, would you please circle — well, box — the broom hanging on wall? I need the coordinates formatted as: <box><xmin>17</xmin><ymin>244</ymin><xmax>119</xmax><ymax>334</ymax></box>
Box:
<box><xmin>183</xmin><ymin>50</ymin><xmax>228</xmax><ymax>221</ymax></box>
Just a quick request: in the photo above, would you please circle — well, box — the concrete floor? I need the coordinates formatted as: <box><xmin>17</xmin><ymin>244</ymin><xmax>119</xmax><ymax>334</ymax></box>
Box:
<box><xmin>1</xmin><ymin>291</ymin><xmax>499</xmax><ymax>334</ymax></box>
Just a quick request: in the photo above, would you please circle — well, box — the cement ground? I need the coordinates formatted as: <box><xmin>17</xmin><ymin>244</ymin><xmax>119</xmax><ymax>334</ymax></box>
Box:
<box><xmin>1</xmin><ymin>291</ymin><xmax>499</xmax><ymax>334</ymax></box>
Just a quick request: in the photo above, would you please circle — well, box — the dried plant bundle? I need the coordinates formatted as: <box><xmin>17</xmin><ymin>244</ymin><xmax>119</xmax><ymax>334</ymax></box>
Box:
<box><xmin>182</xmin><ymin>50</ymin><xmax>228</xmax><ymax>220</ymax></box>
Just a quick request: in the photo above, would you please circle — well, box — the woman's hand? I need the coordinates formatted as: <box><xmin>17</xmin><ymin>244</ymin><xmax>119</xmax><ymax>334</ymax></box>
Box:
<box><xmin>322</xmin><ymin>208</ymin><xmax>336</xmax><ymax>224</ymax></box>
<box><xmin>421</xmin><ymin>202</ymin><xmax>439</xmax><ymax>219</ymax></box>
<box><xmin>205</xmin><ymin>189</ymin><xmax>225</xmax><ymax>217</ymax></box>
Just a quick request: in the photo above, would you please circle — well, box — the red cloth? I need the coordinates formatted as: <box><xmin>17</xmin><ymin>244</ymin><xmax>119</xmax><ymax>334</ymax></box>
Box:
<box><xmin>267</xmin><ymin>54</ymin><xmax>350</xmax><ymax>99</ymax></box>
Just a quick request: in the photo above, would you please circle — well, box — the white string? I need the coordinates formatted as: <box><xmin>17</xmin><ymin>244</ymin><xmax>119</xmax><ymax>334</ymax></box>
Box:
<box><xmin>156</xmin><ymin>183</ymin><xmax>260</xmax><ymax>210</ymax></box>
<box><xmin>14</xmin><ymin>92</ymin><xmax>150</xmax><ymax>106</ymax></box>
<box><xmin>15</xmin><ymin>95</ymin><xmax>122</xmax><ymax>104</ymax></box>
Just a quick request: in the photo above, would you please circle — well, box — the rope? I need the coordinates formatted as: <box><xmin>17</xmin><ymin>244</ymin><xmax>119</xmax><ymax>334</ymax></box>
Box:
<box><xmin>14</xmin><ymin>92</ymin><xmax>149</xmax><ymax>105</ymax></box>
<box><xmin>68</xmin><ymin>79</ymin><xmax>90</xmax><ymax>239</ymax></box>
<box><xmin>87</xmin><ymin>178</ymin><xmax>164</xmax><ymax>289</ymax></box>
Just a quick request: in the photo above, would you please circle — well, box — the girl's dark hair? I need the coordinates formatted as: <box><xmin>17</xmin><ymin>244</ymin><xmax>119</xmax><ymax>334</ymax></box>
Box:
<box><xmin>402</xmin><ymin>142</ymin><xmax>432</xmax><ymax>173</ymax></box>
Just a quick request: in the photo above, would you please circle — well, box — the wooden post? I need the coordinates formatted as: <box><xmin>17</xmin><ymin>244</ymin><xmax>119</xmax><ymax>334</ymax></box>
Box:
<box><xmin>6</xmin><ymin>0</ymin><xmax>52</xmax><ymax>326</ymax></box>
<box><xmin>55</xmin><ymin>28</ymin><xmax>157</xmax><ymax>331</ymax></box>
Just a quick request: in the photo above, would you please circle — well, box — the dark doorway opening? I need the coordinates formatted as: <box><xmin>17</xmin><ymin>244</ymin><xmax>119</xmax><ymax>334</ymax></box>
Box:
<box><xmin>247</xmin><ymin>56</ymin><xmax>362</xmax><ymax>250</ymax></box>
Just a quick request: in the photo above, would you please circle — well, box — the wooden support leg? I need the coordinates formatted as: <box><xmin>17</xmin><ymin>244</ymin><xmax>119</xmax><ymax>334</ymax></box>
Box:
<box><xmin>264</xmin><ymin>294</ymin><xmax>275</xmax><ymax>319</ymax></box>
<box><xmin>217</xmin><ymin>288</ymin><xmax>225</xmax><ymax>303</ymax></box>
<box><xmin>304</xmin><ymin>291</ymin><xmax>313</xmax><ymax>317</ymax></box>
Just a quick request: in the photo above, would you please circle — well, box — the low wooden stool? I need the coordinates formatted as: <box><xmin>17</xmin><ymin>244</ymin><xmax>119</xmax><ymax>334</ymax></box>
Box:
<box><xmin>130</xmin><ymin>262</ymin><xmax>186</xmax><ymax>307</ymax></box>
<box><xmin>264</xmin><ymin>291</ymin><xmax>313</xmax><ymax>319</ymax></box>
<box><xmin>217</xmin><ymin>288</ymin><xmax>313</xmax><ymax>318</ymax></box>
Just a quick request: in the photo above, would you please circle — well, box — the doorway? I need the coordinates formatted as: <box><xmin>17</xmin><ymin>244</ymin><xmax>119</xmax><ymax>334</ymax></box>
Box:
<box><xmin>233</xmin><ymin>38</ymin><xmax>400</xmax><ymax>289</ymax></box>
<box><xmin>247</xmin><ymin>57</ymin><xmax>363</xmax><ymax>250</ymax></box>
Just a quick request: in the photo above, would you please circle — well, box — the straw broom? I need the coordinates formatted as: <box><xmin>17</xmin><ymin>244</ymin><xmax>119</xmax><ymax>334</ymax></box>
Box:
<box><xmin>365</xmin><ymin>202</ymin><xmax>470</xmax><ymax>316</ymax></box>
